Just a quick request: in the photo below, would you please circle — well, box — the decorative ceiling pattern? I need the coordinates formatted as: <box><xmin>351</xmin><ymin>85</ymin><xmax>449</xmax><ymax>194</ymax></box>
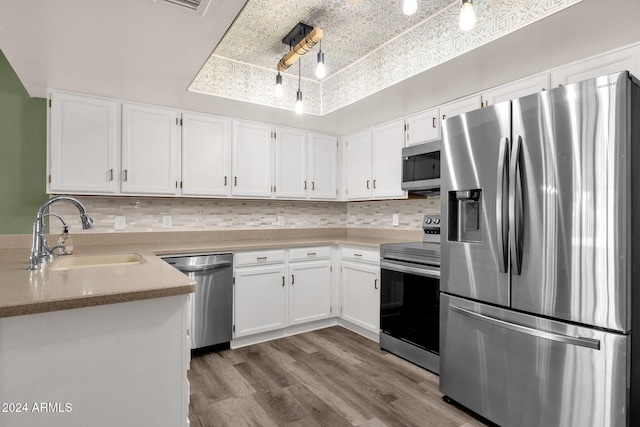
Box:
<box><xmin>190</xmin><ymin>0</ymin><xmax>583</xmax><ymax>115</ymax></box>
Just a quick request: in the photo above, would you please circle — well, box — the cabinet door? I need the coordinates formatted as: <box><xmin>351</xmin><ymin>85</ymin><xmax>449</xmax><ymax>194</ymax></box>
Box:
<box><xmin>231</xmin><ymin>120</ymin><xmax>273</xmax><ymax>198</ymax></box>
<box><xmin>551</xmin><ymin>45</ymin><xmax>640</xmax><ymax>87</ymax></box>
<box><xmin>234</xmin><ymin>264</ymin><xmax>287</xmax><ymax>337</ymax></box>
<box><xmin>121</xmin><ymin>103</ymin><xmax>179</xmax><ymax>195</ymax></box>
<box><xmin>341</xmin><ymin>261</ymin><xmax>380</xmax><ymax>333</ymax></box>
<box><xmin>441</xmin><ymin>95</ymin><xmax>483</xmax><ymax>121</ymax></box>
<box><xmin>289</xmin><ymin>261</ymin><xmax>332</xmax><ymax>325</ymax></box>
<box><xmin>275</xmin><ymin>127</ymin><xmax>306</xmax><ymax>199</ymax></box>
<box><xmin>345</xmin><ymin>129</ymin><xmax>372</xmax><ymax>200</ymax></box>
<box><xmin>181</xmin><ymin>112</ymin><xmax>230</xmax><ymax>197</ymax></box>
<box><xmin>49</xmin><ymin>92</ymin><xmax>119</xmax><ymax>194</ymax></box>
<box><xmin>308</xmin><ymin>133</ymin><xmax>338</xmax><ymax>200</ymax></box>
<box><xmin>405</xmin><ymin>108</ymin><xmax>440</xmax><ymax>146</ymax></box>
<box><xmin>485</xmin><ymin>74</ymin><xmax>550</xmax><ymax>106</ymax></box>
<box><xmin>371</xmin><ymin>119</ymin><xmax>406</xmax><ymax>199</ymax></box>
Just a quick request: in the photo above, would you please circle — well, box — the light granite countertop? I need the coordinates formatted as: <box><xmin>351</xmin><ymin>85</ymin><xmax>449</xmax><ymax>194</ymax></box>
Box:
<box><xmin>0</xmin><ymin>228</ymin><xmax>420</xmax><ymax>318</ymax></box>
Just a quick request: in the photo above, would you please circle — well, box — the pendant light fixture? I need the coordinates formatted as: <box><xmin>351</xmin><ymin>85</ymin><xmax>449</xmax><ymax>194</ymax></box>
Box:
<box><xmin>295</xmin><ymin>59</ymin><xmax>304</xmax><ymax>115</ymax></box>
<box><xmin>459</xmin><ymin>0</ymin><xmax>476</xmax><ymax>31</ymax></box>
<box><xmin>403</xmin><ymin>0</ymin><xmax>418</xmax><ymax>16</ymax></box>
<box><xmin>274</xmin><ymin>72</ymin><xmax>283</xmax><ymax>98</ymax></box>
<box><xmin>315</xmin><ymin>40</ymin><xmax>326</xmax><ymax>79</ymax></box>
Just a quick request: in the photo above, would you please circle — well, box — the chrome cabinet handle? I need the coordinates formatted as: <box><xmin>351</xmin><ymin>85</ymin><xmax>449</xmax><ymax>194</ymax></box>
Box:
<box><xmin>312</xmin><ymin>181</ymin><xmax>315</xmax><ymax>190</ymax></box>
<box><xmin>366</xmin><ymin>180</ymin><xmax>370</xmax><ymax>189</ymax></box>
<box><xmin>234</xmin><ymin>176</ymin><xmax>237</xmax><ymax>186</ymax></box>
<box><xmin>450</xmin><ymin>305</ymin><xmax>601</xmax><ymax>350</ymax></box>
<box><xmin>307</xmin><ymin>252</ymin><xmax>316</xmax><ymax>257</ymax></box>
<box><xmin>374</xmin><ymin>279</ymin><xmax>378</xmax><ymax>290</ymax></box>
<box><xmin>354</xmin><ymin>253</ymin><xmax>362</xmax><ymax>258</ymax></box>
<box><xmin>109</xmin><ymin>169</ymin><xmax>114</xmax><ymax>181</ymax></box>
<box><xmin>224</xmin><ymin>176</ymin><xmax>227</xmax><ymax>186</ymax></box>
<box><xmin>282</xmin><ymin>276</ymin><xmax>285</xmax><ymax>286</ymax></box>
<box><xmin>257</xmin><ymin>256</ymin><xmax>267</xmax><ymax>262</ymax></box>
<box><xmin>304</xmin><ymin>181</ymin><xmax>307</xmax><ymax>190</ymax></box>
<box><xmin>123</xmin><ymin>170</ymin><xmax>128</xmax><ymax>182</ymax></box>
<box><xmin>373</xmin><ymin>179</ymin><xmax>377</xmax><ymax>189</ymax></box>
<box><xmin>432</xmin><ymin>117</ymin><xmax>436</xmax><ymax>128</ymax></box>
<box><xmin>496</xmin><ymin>137</ymin><xmax>509</xmax><ymax>273</ymax></box>
<box><xmin>291</xmin><ymin>274</ymin><xmax>295</xmax><ymax>285</ymax></box>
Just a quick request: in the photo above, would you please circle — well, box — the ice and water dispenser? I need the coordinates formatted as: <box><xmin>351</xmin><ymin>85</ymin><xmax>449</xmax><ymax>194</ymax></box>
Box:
<box><xmin>448</xmin><ymin>189</ymin><xmax>482</xmax><ymax>243</ymax></box>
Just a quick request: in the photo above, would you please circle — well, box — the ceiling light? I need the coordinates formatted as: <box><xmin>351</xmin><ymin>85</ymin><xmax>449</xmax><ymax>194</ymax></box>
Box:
<box><xmin>403</xmin><ymin>0</ymin><xmax>418</xmax><ymax>16</ymax></box>
<box><xmin>315</xmin><ymin>41</ymin><xmax>326</xmax><ymax>79</ymax></box>
<box><xmin>295</xmin><ymin>60</ymin><xmax>303</xmax><ymax>114</ymax></box>
<box><xmin>459</xmin><ymin>0</ymin><xmax>476</xmax><ymax>32</ymax></box>
<box><xmin>274</xmin><ymin>72</ymin><xmax>283</xmax><ymax>98</ymax></box>
<box><xmin>277</xmin><ymin>22</ymin><xmax>323</xmax><ymax>73</ymax></box>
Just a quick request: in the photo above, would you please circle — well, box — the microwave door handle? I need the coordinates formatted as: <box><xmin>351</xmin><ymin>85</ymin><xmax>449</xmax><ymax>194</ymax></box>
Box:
<box><xmin>496</xmin><ymin>137</ymin><xmax>509</xmax><ymax>273</ymax></box>
<box><xmin>509</xmin><ymin>135</ymin><xmax>524</xmax><ymax>275</ymax></box>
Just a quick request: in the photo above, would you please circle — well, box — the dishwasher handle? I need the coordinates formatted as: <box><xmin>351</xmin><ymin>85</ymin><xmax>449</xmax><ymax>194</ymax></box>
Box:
<box><xmin>173</xmin><ymin>261</ymin><xmax>233</xmax><ymax>273</ymax></box>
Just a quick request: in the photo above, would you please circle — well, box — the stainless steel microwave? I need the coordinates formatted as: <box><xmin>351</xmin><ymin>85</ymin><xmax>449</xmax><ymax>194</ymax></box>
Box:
<box><xmin>402</xmin><ymin>141</ymin><xmax>441</xmax><ymax>194</ymax></box>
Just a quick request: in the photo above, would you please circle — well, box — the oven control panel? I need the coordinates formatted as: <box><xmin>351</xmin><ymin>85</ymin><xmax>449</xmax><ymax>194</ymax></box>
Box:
<box><xmin>422</xmin><ymin>215</ymin><xmax>441</xmax><ymax>235</ymax></box>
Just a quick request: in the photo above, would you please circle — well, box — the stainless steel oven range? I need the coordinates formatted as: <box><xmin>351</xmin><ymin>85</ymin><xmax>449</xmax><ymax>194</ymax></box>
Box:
<box><xmin>380</xmin><ymin>215</ymin><xmax>440</xmax><ymax>373</ymax></box>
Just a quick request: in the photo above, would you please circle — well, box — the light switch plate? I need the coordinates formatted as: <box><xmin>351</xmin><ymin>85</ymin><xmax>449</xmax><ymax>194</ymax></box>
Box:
<box><xmin>163</xmin><ymin>215</ymin><xmax>172</xmax><ymax>229</ymax></box>
<box><xmin>115</xmin><ymin>215</ymin><xmax>126</xmax><ymax>230</ymax></box>
<box><xmin>392</xmin><ymin>213</ymin><xmax>399</xmax><ymax>227</ymax></box>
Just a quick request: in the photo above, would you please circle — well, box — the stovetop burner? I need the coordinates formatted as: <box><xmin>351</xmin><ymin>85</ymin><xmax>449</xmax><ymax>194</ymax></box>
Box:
<box><xmin>380</xmin><ymin>215</ymin><xmax>441</xmax><ymax>266</ymax></box>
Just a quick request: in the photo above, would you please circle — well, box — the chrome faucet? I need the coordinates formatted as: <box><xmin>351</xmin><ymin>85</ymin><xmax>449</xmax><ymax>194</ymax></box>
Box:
<box><xmin>28</xmin><ymin>196</ymin><xmax>94</xmax><ymax>270</ymax></box>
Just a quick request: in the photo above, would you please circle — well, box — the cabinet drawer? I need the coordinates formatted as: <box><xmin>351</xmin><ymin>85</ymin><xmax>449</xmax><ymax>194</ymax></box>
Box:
<box><xmin>235</xmin><ymin>249</ymin><xmax>286</xmax><ymax>266</ymax></box>
<box><xmin>289</xmin><ymin>246</ymin><xmax>331</xmax><ymax>261</ymax></box>
<box><xmin>341</xmin><ymin>247</ymin><xmax>379</xmax><ymax>264</ymax></box>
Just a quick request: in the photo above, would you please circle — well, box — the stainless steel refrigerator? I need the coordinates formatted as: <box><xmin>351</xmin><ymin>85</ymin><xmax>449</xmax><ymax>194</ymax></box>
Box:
<box><xmin>440</xmin><ymin>71</ymin><xmax>640</xmax><ymax>427</ymax></box>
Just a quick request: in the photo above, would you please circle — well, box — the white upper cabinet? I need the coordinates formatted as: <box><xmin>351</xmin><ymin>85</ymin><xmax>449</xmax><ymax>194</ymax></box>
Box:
<box><xmin>231</xmin><ymin>120</ymin><xmax>273</xmax><ymax>198</ymax></box>
<box><xmin>181</xmin><ymin>112</ymin><xmax>230</xmax><ymax>197</ymax></box>
<box><xmin>371</xmin><ymin>119</ymin><xmax>405</xmax><ymax>199</ymax></box>
<box><xmin>405</xmin><ymin>108</ymin><xmax>440</xmax><ymax>146</ymax></box>
<box><xmin>121</xmin><ymin>103</ymin><xmax>180</xmax><ymax>195</ymax></box>
<box><xmin>308</xmin><ymin>133</ymin><xmax>338</xmax><ymax>200</ymax></box>
<box><xmin>345</xmin><ymin>129</ymin><xmax>373</xmax><ymax>200</ymax></box>
<box><xmin>48</xmin><ymin>92</ymin><xmax>120</xmax><ymax>194</ymax></box>
<box><xmin>440</xmin><ymin>95</ymin><xmax>483</xmax><ymax>121</ymax></box>
<box><xmin>551</xmin><ymin>45</ymin><xmax>640</xmax><ymax>87</ymax></box>
<box><xmin>485</xmin><ymin>74</ymin><xmax>550</xmax><ymax>106</ymax></box>
<box><xmin>275</xmin><ymin>127</ymin><xmax>307</xmax><ymax>199</ymax></box>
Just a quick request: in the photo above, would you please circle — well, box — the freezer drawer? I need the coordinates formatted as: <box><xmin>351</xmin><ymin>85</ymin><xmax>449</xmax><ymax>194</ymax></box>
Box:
<box><xmin>440</xmin><ymin>294</ymin><xmax>628</xmax><ymax>427</ymax></box>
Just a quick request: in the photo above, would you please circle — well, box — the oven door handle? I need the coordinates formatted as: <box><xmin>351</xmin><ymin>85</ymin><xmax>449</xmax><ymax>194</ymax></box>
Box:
<box><xmin>380</xmin><ymin>259</ymin><xmax>440</xmax><ymax>278</ymax></box>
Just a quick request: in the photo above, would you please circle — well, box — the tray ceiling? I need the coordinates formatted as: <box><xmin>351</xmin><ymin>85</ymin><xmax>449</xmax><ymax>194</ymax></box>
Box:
<box><xmin>190</xmin><ymin>0</ymin><xmax>584</xmax><ymax>115</ymax></box>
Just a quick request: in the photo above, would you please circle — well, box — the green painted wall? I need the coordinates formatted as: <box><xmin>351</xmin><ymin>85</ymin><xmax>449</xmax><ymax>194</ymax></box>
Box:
<box><xmin>0</xmin><ymin>50</ymin><xmax>47</xmax><ymax>235</ymax></box>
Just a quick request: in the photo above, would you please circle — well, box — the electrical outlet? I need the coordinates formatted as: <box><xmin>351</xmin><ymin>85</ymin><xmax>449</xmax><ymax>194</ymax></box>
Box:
<box><xmin>277</xmin><ymin>215</ymin><xmax>285</xmax><ymax>226</ymax></box>
<box><xmin>163</xmin><ymin>215</ymin><xmax>172</xmax><ymax>229</ymax></box>
<box><xmin>392</xmin><ymin>213</ymin><xmax>399</xmax><ymax>227</ymax></box>
<box><xmin>115</xmin><ymin>215</ymin><xmax>126</xmax><ymax>230</ymax></box>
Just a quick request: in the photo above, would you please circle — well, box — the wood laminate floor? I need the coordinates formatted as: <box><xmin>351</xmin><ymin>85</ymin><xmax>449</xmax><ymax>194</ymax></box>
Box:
<box><xmin>188</xmin><ymin>326</ymin><xmax>489</xmax><ymax>427</ymax></box>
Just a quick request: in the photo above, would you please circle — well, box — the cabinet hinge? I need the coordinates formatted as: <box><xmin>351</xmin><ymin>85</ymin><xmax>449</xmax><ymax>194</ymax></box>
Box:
<box><xmin>48</xmin><ymin>99</ymin><xmax>52</xmax><ymax>108</ymax></box>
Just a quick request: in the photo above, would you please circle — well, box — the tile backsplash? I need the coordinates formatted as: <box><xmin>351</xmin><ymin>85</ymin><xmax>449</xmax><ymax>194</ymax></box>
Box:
<box><xmin>50</xmin><ymin>196</ymin><xmax>440</xmax><ymax>233</ymax></box>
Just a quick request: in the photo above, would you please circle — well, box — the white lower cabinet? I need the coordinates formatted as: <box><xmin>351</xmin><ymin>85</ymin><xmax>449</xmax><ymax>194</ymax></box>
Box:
<box><xmin>339</xmin><ymin>247</ymin><xmax>380</xmax><ymax>335</ymax></box>
<box><xmin>289</xmin><ymin>260</ymin><xmax>332</xmax><ymax>325</ymax></box>
<box><xmin>233</xmin><ymin>247</ymin><xmax>333</xmax><ymax>343</ymax></box>
<box><xmin>234</xmin><ymin>263</ymin><xmax>287</xmax><ymax>337</ymax></box>
<box><xmin>340</xmin><ymin>261</ymin><xmax>380</xmax><ymax>334</ymax></box>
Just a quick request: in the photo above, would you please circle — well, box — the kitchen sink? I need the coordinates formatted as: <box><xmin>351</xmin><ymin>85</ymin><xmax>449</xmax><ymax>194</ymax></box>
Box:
<box><xmin>51</xmin><ymin>253</ymin><xmax>146</xmax><ymax>270</ymax></box>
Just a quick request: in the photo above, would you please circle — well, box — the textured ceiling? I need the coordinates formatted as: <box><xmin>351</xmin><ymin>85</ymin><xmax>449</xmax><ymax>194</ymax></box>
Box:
<box><xmin>191</xmin><ymin>0</ymin><xmax>584</xmax><ymax>115</ymax></box>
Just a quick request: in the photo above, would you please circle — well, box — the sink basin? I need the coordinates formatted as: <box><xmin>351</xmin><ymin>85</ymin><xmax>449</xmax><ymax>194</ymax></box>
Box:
<box><xmin>51</xmin><ymin>253</ymin><xmax>146</xmax><ymax>270</ymax></box>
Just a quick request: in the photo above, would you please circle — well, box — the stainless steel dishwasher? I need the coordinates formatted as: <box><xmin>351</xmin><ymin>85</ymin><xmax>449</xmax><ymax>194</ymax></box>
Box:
<box><xmin>162</xmin><ymin>253</ymin><xmax>233</xmax><ymax>350</ymax></box>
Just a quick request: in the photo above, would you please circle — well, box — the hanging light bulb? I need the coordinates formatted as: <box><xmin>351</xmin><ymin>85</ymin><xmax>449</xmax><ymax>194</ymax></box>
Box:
<box><xmin>274</xmin><ymin>72</ymin><xmax>283</xmax><ymax>98</ymax></box>
<box><xmin>459</xmin><ymin>0</ymin><xmax>476</xmax><ymax>32</ymax></box>
<box><xmin>315</xmin><ymin>40</ymin><xmax>326</xmax><ymax>79</ymax></box>
<box><xmin>295</xmin><ymin>59</ymin><xmax>304</xmax><ymax>114</ymax></box>
<box><xmin>295</xmin><ymin>90</ymin><xmax>304</xmax><ymax>114</ymax></box>
<box><xmin>403</xmin><ymin>0</ymin><xmax>418</xmax><ymax>16</ymax></box>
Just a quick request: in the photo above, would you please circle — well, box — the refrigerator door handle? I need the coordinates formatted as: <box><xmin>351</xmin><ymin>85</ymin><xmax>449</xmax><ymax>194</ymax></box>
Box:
<box><xmin>509</xmin><ymin>135</ymin><xmax>524</xmax><ymax>275</ymax></box>
<box><xmin>450</xmin><ymin>304</ymin><xmax>601</xmax><ymax>350</ymax></box>
<box><xmin>496</xmin><ymin>137</ymin><xmax>510</xmax><ymax>273</ymax></box>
